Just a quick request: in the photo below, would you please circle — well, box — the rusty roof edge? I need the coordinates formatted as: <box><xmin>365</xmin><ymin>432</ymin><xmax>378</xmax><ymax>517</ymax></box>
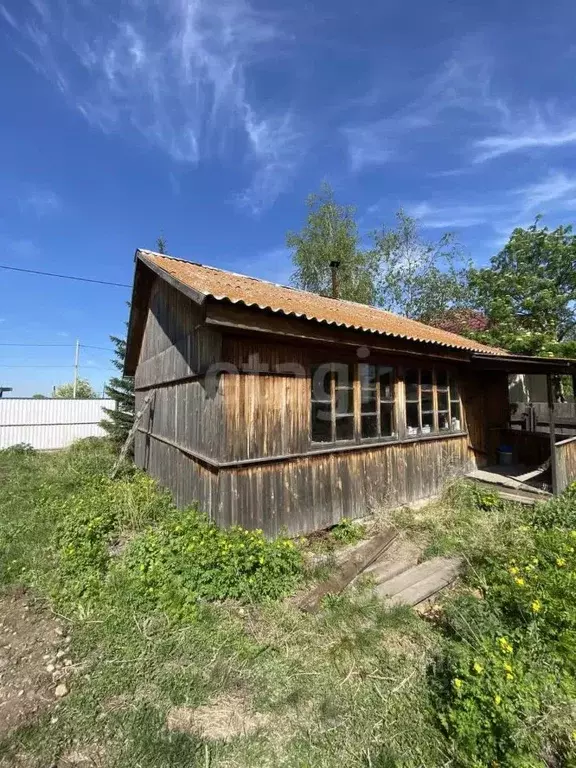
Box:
<box><xmin>205</xmin><ymin>294</ymin><xmax>506</xmax><ymax>355</ymax></box>
<box><xmin>136</xmin><ymin>249</ymin><xmax>209</xmax><ymax>307</ymax></box>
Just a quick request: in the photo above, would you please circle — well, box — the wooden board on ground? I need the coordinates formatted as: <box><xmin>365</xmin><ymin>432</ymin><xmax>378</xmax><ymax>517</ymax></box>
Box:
<box><xmin>375</xmin><ymin>557</ymin><xmax>462</xmax><ymax>607</ymax></box>
<box><xmin>298</xmin><ymin>528</ymin><xmax>398</xmax><ymax>613</ymax></box>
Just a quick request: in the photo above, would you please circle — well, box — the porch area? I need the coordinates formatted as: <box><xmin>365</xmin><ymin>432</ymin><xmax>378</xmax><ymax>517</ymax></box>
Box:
<box><xmin>469</xmin><ymin>352</ymin><xmax>576</xmax><ymax>498</ymax></box>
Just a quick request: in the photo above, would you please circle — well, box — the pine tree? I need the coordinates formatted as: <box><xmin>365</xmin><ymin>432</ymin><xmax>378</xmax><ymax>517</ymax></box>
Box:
<box><xmin>100</xmin><ymin>334</ymin><xmax>135</xmax><ymax>447</ymax></box>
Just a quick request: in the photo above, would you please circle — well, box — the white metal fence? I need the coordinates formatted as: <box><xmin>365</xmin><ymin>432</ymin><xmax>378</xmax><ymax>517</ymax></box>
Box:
<box><xmin>0</xmin><ymin>398</ymin><xmax>116</xmax><ymax>450</ymax></box>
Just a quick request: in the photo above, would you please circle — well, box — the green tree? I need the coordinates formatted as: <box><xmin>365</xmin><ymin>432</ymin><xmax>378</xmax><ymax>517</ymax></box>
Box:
<box><xmin>32</xmin><ymin>393</ymin><xmax>47</xmax><ymax>399</ymax></box>
<box><xmin>372</xmin><ymin>209</ymin><xmax>472</xmax><ymax>321</ymax></box>
<box><xmin>53</xmin><ymin>379</ymin><xmax>98</xmax><ymax>399</ymax></box>
<box><xmin>100</xmin><ymin>335</ymin><xmax>135</xmax><ymax>447</ymax></box>
<box><xmin>470</xmin><ymin>219</ymin><xmax>576</xmax><ymax>356</ymax></box>
<box><xmin>156</xmin><ymin>235</ymin><xmax>167</xmax><ymax>254</ymax></box>
<box><xmin>288</xmin><ymin>182</ymin><xmax>377</xmax><ymax>303</ymax></box>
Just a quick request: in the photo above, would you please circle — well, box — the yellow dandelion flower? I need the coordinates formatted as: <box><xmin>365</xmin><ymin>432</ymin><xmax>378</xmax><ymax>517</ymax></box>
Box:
<box><xmin>498</xmin><ymin>637</ymin><xmax>513</xmax><ymax>654</ymax></box>
<box><xmin>494</xmin><ymin>695</ymin><xmax>502</xmax><ymax>706</ymax></box>
<box><xmin>453</xmin><ymin>678</ymin><xmax>463</xmax><ymax>690</ymax></box>
<box><xmin>503</xmin><ymin>663</ymin><xmax>513</xmax><ymax>673</ymax></box>
<box><xmin>515</xmin><ymin>577</ymin><xmax>525</xmax><ymax>587</ymax></box>
<box><xmin>531</xmin><ymin>600</ymin><xmax>542</xmax><ymax>613</ymax></box>
<box><xmin>473</xmin><ymin>662</ymin><xmax>484</xmax><ymax>674</ymax></box>
<box><xmin>509</xmin><ymin>566</ymin><xmax>519</xmax><ymax>576</ymax></box>
<box><xmin>506</xmin><ymin>672</ymin><xmax>514</xmax><ymax>681</ymax></box>
<box><xmin>556</xmin><ymin>557</ymin><xmax>566</xmax><ymax>567</ymax></box>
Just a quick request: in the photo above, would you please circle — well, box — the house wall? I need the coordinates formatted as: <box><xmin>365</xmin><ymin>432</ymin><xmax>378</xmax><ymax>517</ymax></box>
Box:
<box><xmin>133</xmin><ymin>282</ymin><xmax>511</xmax><ymax>536</ymax></box>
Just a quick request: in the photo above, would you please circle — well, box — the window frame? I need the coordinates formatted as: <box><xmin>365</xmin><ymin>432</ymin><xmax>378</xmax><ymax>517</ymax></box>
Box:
<box><xmin>310</xmin><ymin>362</ymin><xmax>465</xmax><ymax>449</ymax></box>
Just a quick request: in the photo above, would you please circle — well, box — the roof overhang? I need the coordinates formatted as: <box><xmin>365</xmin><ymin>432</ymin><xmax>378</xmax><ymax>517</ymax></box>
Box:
<box><xmin>471</xmin><ymin>352</ymin><xmax>576</xmax><ymax>376</ymax></box>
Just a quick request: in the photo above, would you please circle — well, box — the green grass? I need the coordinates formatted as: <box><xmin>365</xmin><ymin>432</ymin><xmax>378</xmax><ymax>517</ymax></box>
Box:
<box><xmin>0</xmin><ymin>442</ymin><xmax>575</xmax><ymax>767</ymax></box>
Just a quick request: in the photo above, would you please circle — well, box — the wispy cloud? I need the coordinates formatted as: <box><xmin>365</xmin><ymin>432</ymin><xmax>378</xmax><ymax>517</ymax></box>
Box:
<box><xmin>7</xmin><ymin>239</ymin><xmax>41</xmax><ymax>259</ymax></box>
<box><xmin>19</xmin><ymin>186</ymin><xmax>62</xmax><ymax>216</ymax></box>
<box><xmin>474</xmin><ymin>110</ymin><xmax>576</xmax><ymax>162</ymax></box>
<box><xmin>9</xmin><ymin>0</ymin><xmax>302</xmax><ymax>211</ymax></box>
<box><xmin>402</xmin><ymin>170</ymin><xmax>576</xmax><ymax>234</ymax></box>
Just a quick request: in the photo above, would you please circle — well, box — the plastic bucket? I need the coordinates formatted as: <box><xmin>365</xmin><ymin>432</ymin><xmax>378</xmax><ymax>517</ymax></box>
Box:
<box><xmin>498</xmin><ymin>447</ymin><xmax>513</xmax><ymax>466</ymax></box>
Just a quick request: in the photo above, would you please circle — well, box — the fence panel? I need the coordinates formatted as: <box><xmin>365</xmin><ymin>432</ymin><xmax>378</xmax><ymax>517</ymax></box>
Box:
<box><xmin>0</xmin><ymin>399</ymin><xmax>115</xmax><ymax>450</ymax></box>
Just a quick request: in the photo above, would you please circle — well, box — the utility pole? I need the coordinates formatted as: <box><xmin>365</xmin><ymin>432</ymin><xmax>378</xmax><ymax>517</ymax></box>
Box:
<box><xmin>73</xmin><ymin>339</ymin><xmax>80</xmax><ymax>399</ymax></box>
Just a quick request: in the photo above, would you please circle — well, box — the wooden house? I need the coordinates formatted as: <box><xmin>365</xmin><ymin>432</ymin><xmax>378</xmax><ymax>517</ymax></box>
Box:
<box><xmin>125</xmin><ymin>249</ymin><xmax>576</xmax><ymax>537</ymax></box>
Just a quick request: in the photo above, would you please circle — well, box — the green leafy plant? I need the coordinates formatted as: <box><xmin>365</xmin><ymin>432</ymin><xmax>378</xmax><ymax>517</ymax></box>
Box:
<box><xmin>118</xmin><ymin>508</ymin><xmax>303</xmax><ymax>619</ymax></box>
<box><xmin>331</xmin><ymin>517</ymin><xmax>365</xmax><ymax>544</ymax></box>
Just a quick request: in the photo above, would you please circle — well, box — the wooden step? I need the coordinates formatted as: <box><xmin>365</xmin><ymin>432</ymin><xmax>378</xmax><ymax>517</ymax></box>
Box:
<box><xmin>375</xmin><ymin>557</ymin><xmax>462</xmax><ymax>607</ymax></box>
<box><xmin>362</xmin><ymin>538</ymin><xmax>421</xmax><ymax>585</ymax></box>
<box><xmin>299</xmin><ymin>528</ymin><xmax>398</xmax><ymax>612</ymax></box>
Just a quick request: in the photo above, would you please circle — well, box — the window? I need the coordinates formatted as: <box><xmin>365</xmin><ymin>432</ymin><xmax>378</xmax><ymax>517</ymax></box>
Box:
<box><xmin>311</xmin><ymin>363</ymin><xmax>354</xmax><ymax>443</ymax></box>
<box><xmin>359</xmin><ymin>364</ymin><xmax>396</xmax><ymax>439</ymax></box>
<box><xmin>405</xmin><ymin>369</ymin><xmax>462</xmax><ymax>437</ymax></box>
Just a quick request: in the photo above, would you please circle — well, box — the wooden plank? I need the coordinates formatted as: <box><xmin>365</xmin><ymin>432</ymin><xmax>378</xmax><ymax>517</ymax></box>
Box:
<box><xmin>298</xmin><ymin>529</ymin><xmax>398</xmax><ymax>612</ymax></box>
<box><xmin>376</xmin><ymin>557</ymin><xmax>462</xmax><ymax>606</ymax></box>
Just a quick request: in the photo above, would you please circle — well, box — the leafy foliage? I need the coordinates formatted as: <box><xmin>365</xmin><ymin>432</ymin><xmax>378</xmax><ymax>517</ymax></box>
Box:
<box><xmin>119</xmin><ymin>510</ymin><xmax>303</xmax><ymax>619</ymax></box>
<box><xmin>372</xmin><ymin>209</ymin><xmax>472</xmax><ymax>321</ymax></box>
<box><xmin>288</xmin><ymin>182</ymin><xmax>378</xmax><ymax>303</ymax></box>
<box><xmin>331</xmin><ymin>517</ymin><xmax>365</xmax><ymax>544</ymax></box>
<box><xmin>469</xmin><ymin>219</ymin><xmax>576</xmax><ymax>355</ymax></box>
<box><xmin>100</xmin><ymin>334</ymin><xmax>135</xmax><ymax>447</ymax></box>
<box><xmin>53</xmin><ymin>378</ymin><xmax>98</xmax><ymax>398</ymax></box>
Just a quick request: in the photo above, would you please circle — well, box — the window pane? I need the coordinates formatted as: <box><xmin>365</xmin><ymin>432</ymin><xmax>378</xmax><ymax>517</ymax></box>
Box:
<box><xmin>361</xmin><ymin>414</ymin><xmax>378</xmax><ymax>438</ymax></box>
<box><xmin>379</xmin><ymin>367</ymin><xmax>394</xmax><ymax>400</ymax></box>
<box><xmin>451</xmin><ymin>401</ymin><xmax>462</xmax><ymax>430</ymax></box>
<box><xmin>335</xmin><ymin>415</ymin><xmax>354</xmax><ymax>441</ymax></box>
<box><xmin>421</xmin><ymin>392</ymin><xmax>434</xmax><ymax>412</ymax></box>
<box><xmin>359</xmin><ymin>364</ymin><xmax>377</xmax><ymax>388</ymax></box>
<box><xmin>335</xmin><ymin>388</ymin><xmax>352</xmax><ymax>415</ymax></box>
<box><xmin>406</xmin><ymin>402</ymin><xmax>419</xmax><ymax>432</ymax></box>
<box><xmin>405</xmin><ymin>369</ymin><xmax>419</xmax><ymax>400</ymax></box>
<box><xmin>438</xmin><ymin>391</ymin><xmax>449</xmax><ymax>412</ymax></box>
<box><xmin>450</xmin><ymin>378</ymin><xmax>459</xmax><ymax>400</ymax></box>
<box><xmin>380</xmin><ymin>402</ymin><xmax>394</xmax><ymax>437</ymax></box>
<box><xmin>436</xmin><ymin>370</ymin><xmax>448</xmax><ymax>388</ymax></box>
<box><xmin>439</xmin><ymin>411</ymin><xmax>450</xmax><ymax>431</ymax></box>
<box><xmin>421</xmin><ymin>369</ymin><xmax>433</xmax><ymax>388</ymax></box>
<box><xmin>311</xmin><ymin>365</ymin><xmax>331</xmax><ymax>402</ymax></box>
<box><xmin>361</xmin><ymin>389</ymin><xmax>377</xmax><ymax>413</ymax></box>
<box><xmin>311</xmin><ymin>401</ymin><xmax>332</xmax><ymax>442</ymax></box>
<box><xmin>422</xmin><ymin>410</ymin><xmax>434</xmax><ymax>432</ymax></box>
<box><xmin>334</xmin><ymin>363</ymin><xmax>353</xmax><ymax>390</ymax></box>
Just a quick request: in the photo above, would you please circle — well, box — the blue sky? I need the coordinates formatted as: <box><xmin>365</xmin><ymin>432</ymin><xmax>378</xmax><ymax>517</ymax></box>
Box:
<box><xmin>1</xmin><ymin>0</ymin><xmax>576</xmax><ymax>396</ymax></box>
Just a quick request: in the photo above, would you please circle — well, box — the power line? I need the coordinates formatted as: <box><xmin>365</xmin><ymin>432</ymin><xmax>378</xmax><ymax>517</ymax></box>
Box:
<box><xmin>0</xmin><ymin>264</ymin><xmax>131</xmax><ymax>288</ymax></box>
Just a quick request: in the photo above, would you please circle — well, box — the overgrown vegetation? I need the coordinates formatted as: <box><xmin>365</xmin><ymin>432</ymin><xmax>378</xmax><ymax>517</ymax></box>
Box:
<box><xmin>1</xmin><ymin>443</ymin><xmax>575</xmax><ymax>767</ymax></box>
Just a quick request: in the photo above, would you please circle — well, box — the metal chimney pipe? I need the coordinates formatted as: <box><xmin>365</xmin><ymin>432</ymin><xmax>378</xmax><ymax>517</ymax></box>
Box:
<box><xmin>329</xmin><ymin>260</ymin><xmax>341</xmax><ymax>299</ymax></box>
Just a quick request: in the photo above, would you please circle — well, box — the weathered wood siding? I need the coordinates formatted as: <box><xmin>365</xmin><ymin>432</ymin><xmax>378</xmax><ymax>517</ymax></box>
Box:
<box><xmin>555</xmin><ymin>436</ymin><xmax>576</xmax><ymax>494</ymax></box>
<box><xmin>216</xmin><ymin>435</ymin><xmax>471</xmax><ymax>535</ymax></box>
<box><xmin>134</xmin><ymin>276</ymin><xmax>225</xmax><ymax>515</ymax></box>
<box><xmin>462</xmin><ymin>371</ymin><xmax>509</xmax><ymax>465</ymax></box>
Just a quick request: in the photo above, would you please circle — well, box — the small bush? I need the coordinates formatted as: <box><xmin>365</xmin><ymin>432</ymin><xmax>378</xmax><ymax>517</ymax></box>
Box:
<box><xmin>331</xmin><ymin>517</ymin><xmax>365</xmax><ymax>544</ymax></box>
<box><xmin>529</xmin><ymin>482</ymin><xmax>576</xmax><ymax>530</ymax></box>
<box><xmin>117</xmin><ymin>508</ymin><xmax>304</xmax><ymax>619</ymax></box>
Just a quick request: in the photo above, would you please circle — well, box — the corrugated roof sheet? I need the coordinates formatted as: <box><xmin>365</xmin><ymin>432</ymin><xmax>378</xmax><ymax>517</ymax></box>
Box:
<box><xmin>138</xmin><ymin>249</ymin><xmax>506</xmax><ymax>356</ymax></box>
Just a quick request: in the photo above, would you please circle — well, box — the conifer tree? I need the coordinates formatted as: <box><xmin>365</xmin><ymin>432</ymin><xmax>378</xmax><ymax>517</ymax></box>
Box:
<box><xmin>100</xmin><ymin>334</ymin><xmax>135</xmax><ymax>447</ymax></box>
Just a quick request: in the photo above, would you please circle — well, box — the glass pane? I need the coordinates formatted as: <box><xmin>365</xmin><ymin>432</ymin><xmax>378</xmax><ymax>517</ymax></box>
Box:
<box><xmin>361</xmin><ymin>389</ymin><xmax>377</xmax><ymax>413</ymax></box>
<box><xmin>380</xmin><ymin>402</ymin><xmax>394</xmax><ymax>437</ymax></box>
<box><xmin>405</xmin><ymin>369</ymin><xmax>419</xmax><ymax>400</ymax></box>
<box><xmin>451</xmin><ymin>401</ymin><xmax>462</xmax><ymax>431</ymax></box>
<box><xmin>421</xmin><ymin>392</ymin><xmax>434</xmax><ymax>412</ymax></box>
<box><xmin>421</xmin><ymin>369</ymin><xmax>433</xmax><ymax>389</ymax></box>
<box><xmin>438</xmin><ymin>411</ymin><xmax>450</xmax><ymax>431</ymax></box>
<box><xmin>311</xmin><ymin>364</ymin><xmax>331</xmax><ymax>402</ymax></box>
<box><xmin>334</xmin><ymin>363</ymin><xmax>353</xmax><ymax>390</ymax></box>
<box><xmin>335</xmin><ymin>388</ymin><xmax>352</xmax><ymax>415</ymax></box>
<box><xmin>379</xmin><ymin>367</ymin><xmax>394</xmax><ymax>400</ymax></box>
<box><xmin>311</xmin><ymin>401</ymin><xmax>332</xmax><ymax>442</ymax></box>
<box><xmin>406</xmin><ymin>402</ymin><xmax>419</xmax><ymax>433</ymax></box>
<box><xmin>361</xmin><ymin>414</ymin><xmax>378</xmax><ymax>438</ymax></box>
<box><xmin>335</xmin><ymin>415</ymin><xmax>354</xmax><ymax>441</ymax></box>
<box><xmin>438</xmin><ymin>391</ymin><xmax>449</xmax><ymax>412</ymax></box>
<box><xmin>359</xmin><ymin>364</ymin><xmax>377</xmax><ymax>389</ymax></box>
<box><xmin>436</xmin><ymin>370</ymin><xmax>448</xmax><ymax>388</ymax></box>
<box><xmin>422</xmin><ymin>410</ymin><xmax>434</xmax><ymax>433</ymax></box>
<box><xmin>450</xmin><ymin>378</ymin><xmax>459</xmax><ymax>400</ymax></box>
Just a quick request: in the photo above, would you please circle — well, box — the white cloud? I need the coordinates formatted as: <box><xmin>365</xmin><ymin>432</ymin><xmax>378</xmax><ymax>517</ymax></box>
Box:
<box><xmin>10</xmin><ymin>0</ymin><xmax>301</xmax><ymax>211</ymax></box>
<box><xmin>405</xmin><ymin>201</ymin><xmax>499</xmax><ymax>229</ymax></box>
<box><xmin>7</xmin><ymin>239</ymin><xmax>41</xmax><ymax>259</ymax></box>
<box><xmin>474</xmin><ymin>110</ymin><xmax>576</xmax><ymax>163</ymax></box>
<box><xmin>0</xmin><ymin>3</ymin><xmax>18</xmax><ymax>29</ymax></box>
<box><xmin>513</xmin><ymin>171</ymin><xmax>576</xmax><ymax>212</ymax></box>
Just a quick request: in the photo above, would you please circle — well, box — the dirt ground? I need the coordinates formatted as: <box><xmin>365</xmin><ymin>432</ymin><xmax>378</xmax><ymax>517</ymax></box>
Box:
<box><xmin>0</xmin><ymin>587</ymin><xmax>73</xmax><ymax>740</ymax></box>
